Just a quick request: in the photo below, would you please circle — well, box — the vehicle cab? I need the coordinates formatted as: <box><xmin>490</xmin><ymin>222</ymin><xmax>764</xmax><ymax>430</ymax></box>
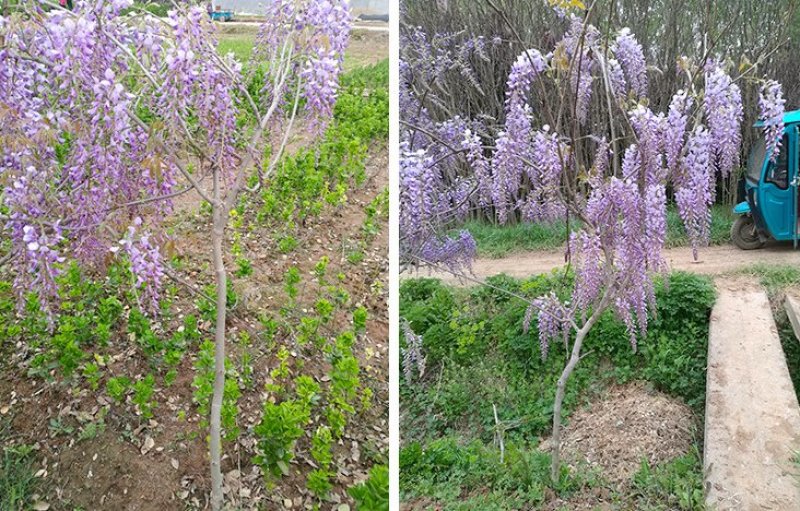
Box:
<box><xmin>731</xmin><ymin>110</ymin><xmax>800</xmax><ymax>250</ymax></box>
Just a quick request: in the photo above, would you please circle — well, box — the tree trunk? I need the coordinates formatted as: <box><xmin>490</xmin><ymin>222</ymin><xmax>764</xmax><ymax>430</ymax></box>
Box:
<box><xmin>209</xmin><ymin>199</ymin><xmax>228</xmax><ymax>511</ymax></box>
<box><xmin>550</xmin><ymin>331</ymin><xmax>582</xmax><ymax>483</ymax></box>
<box><xmin>550</xmin><ymin>312</ymin><xmax>602</xmax><ymax>483</ymax></box>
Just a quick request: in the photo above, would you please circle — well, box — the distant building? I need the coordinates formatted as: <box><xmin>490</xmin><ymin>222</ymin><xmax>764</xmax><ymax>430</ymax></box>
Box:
<box><xmin>211</xmin><ymin>0</ymin><xmax>388</xmax><ymax>18</ymax></box>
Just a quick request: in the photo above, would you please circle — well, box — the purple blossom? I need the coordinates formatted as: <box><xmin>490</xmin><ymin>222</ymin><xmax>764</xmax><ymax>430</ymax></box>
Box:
<box><xmin>561</xmin><ymin>16</ymin><xmax>598</xmax><ymax>124</ymax></box>
<box><xmin>525</xmin><ymin>292</ymin><xmax>571</xmax><ymax>360</ymax></box>
<box><xmin>399</xmin><ymin>144</ymin><xmax>477</xmax><ymax>273</ymax></box>
<box><xmin>629</xmin><ymin>105</ymin><xmax>666</xmax><ymax>185</ymax></box>
<box><xmin>665</xmin><ymin>91</ymin><xmax>693</xmax><ymax>173</ymax></box>
<box><xmin>759</xmin><ymin>79</ymin><xmax>785</xmax><ymax>162</ymax></box>
<box><xmin>462</xmin><ymin>129</ymin><xmax>492</xmax><ymax>207</ymax></box>
<box><xmin>704</xmin><ymin>64</ymin><xmax>743</xmax><ymax>178</ymax></box>
<box><xmin>589</xmin><ymin>138</ymin><xmax>609</xmax><ymax>188</ymax></box>
<box><xmin>112</xmin><ymin>218</ymin><xmax>165</xmax><ymax>312</ymax></box>
<box><xmin>401</xmin><ymin>321</ymin><xmax>427</xmax><ymax>384</ymax></box>
<box><xmin>491</xmin><ymin>49</ymin><xmax>548</xmax><ymax>223</ymax></box>
<box><xmin>571</xmin><ymin>231</ymin><xmax>604</xmax><ymax>312</ymax></box>
<box><xmin>608</xmin><ymin>58</ymin><xmax>627</xmax><ymax>103</ymax></box>
<box><xmin>614</xmin><ymin>28</ymin><xmax>647</xmax><ymax>98</ymax></box>
<box><xmin>675</xmin><ymin>126</ymin><xmax>713</xmax><ymax>260</ymax></box>
<box><xmin>301</xmin><ymin>49</ymin><xmax>342</xmax><ymax>132</ymax></box>
<box><xmin>520</xmin><ymin>128</ymin><xmax>566</xmax><ymax>222</ymax></box>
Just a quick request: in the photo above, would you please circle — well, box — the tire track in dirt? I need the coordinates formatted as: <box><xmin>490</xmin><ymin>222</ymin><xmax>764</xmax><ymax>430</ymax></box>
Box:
<box><xmin>408</xmin><ymin>243</ymin><xmax>800</xmax><ymax>285</ymax></box>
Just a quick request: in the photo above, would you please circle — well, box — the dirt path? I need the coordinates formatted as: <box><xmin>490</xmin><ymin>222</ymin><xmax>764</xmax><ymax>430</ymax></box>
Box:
<box><xmin>704</xmin><ymin>277</ymin><xmax>800</xmax><ymax>510</ymax></box>
<box><xmin>410</xmin><ymin>243</ymin><xmax>800</xmax><ymax>284</ymax></box>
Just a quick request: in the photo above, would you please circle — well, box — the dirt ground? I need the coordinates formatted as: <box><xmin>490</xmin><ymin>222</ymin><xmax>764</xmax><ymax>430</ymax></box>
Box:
<box><xmin>0</xmin><ymin>33</ymin><xmax>389</xmax><ymax>511</ymax></box>
<box><xmin>413</xmin><ymin>242</ymin><xmax>800</xmax><ymax>285</ymax></box>
<box><xmin>0</xmin><ymin>150</ymin><xmax>389</xmax><ymax>510</ymax></box>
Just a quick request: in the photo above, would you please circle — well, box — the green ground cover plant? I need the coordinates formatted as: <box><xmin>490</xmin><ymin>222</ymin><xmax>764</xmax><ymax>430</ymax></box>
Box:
<box><xmin>399</xmin><ymin>271</ymin><xmax>715</xmax><ymax>509</ymax></box>
<box><xmin>0</xmin><ymin>53</ymin><xmax>388</xmax><ymax>509</ymax></box>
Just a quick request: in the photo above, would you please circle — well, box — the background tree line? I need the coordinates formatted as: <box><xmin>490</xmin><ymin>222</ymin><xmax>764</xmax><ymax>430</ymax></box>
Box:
<box><xmin>402</xmin><ymin>0</ymin><xmax>800</xmax><ymax>209</ymax></box>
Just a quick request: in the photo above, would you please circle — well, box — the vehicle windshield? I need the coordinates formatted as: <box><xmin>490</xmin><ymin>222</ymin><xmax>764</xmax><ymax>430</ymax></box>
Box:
<box><xmin>747</xmin><ymin>136</ymin><xmax>766</xmax><ymax>183</ymax></box>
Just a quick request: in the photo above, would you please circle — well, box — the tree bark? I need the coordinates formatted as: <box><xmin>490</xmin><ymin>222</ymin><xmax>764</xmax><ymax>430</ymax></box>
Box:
<box><xmin>209</xmin><ymin>188</ymin><xmax>228</xmax><ymax>510</ymax></box>
<box><xmin>549</xmin><ymin>300</ymin><xmax>608</xmax><ymax>483</ymax></box>
<box><xmin>549</xmin><ymin>325</ymin><xmax>586</xmax><ymax>483</ymax></box>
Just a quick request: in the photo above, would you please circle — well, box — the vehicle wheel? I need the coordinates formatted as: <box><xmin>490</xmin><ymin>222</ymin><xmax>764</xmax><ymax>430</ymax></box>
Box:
<box><xmin>731</xmin><ymin>215</ymin><xmax>764</xmax><ymax>250</ymax></box>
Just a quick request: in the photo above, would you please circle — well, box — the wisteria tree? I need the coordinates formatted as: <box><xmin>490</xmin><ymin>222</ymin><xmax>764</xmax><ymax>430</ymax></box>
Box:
<box><xmin>0</xmin><ymin>0</ymin><xmax>350</xmax><ymax>508</ymax></box>
<box><xmin>400</xmin><ymin>1</ymin><xmax>785</xmax><ymax>481</ymax></box>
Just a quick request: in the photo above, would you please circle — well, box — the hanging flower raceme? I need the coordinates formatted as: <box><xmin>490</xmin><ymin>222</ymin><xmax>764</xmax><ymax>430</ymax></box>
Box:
<box><xmin>582</xmin><ymin>172</ymin><xmax>654</xmax><ymax>347</ymax></box>
<box><xmin>570</xmin><ymin>230</ymin><xmax>604</xmax><ymax>312</ymax></box>
<box><xmin>608</xmin><ymin>58</ymin><xmax>628</xmax><ymax>103</ymax></box>
<box><xmin>675</xmin><ymin>126</ymin><xmax>713</xmax><ymax>260</ymax></box>
<box><xmin>759</xmin><ymin>79</ymin><xmax>786</xmax><ymax>162</ymax></box>
<box><xmin>111</xmin><ymin>218</ymin><xmax>166</xmax><ymax>313</ymax></box>
<box><xmin>2</xmin><ymin>165</ymin><xmax>66</xmax><ymax>311</ymax></box>
<box><xmin>492</xmin><ymin>49</ymin><xmax>548</xmax><ymax>223</ymax></box>
<box><xmin>665</xmin><ymin>91</ymin><xmax>693</xmax><ymax>174</ymax></box>
<box><xmin>301</xmin><ymin>49</ymin><xmax>342</xmax><ymax>130</ymax></box>
<box><xmin>462</xmin><ymin>129</ymin><xmax>492</xmax><ymax>207</ymax></box>
<box><xmin>520</xmin><ymin>128</ymin><xmax>566</xmax><ymax>222</ymax></box>
<box><xmin>255</xmin><ymin>0</ymin><xmax>351</xmax><ymax>133</ymax></box>
<box><xmin>399</xmin><ymin>144</ymin><xmax>477</xmax><ymax>273</ymax></box>
<box><xmin>560</xmin><ymin>15</ymin><xmax>599</xmax><ymax>124</ymax></box>
<box><xmin>704</xmin><ymin>63</ymin><xmax>743</xmax><ymax>178</ymax></box>
<box><xmin>524</xmin><ymin>292</ymin><xmax>572</xmax><ymax>360</ymax></box>
<box><xmin>629</xmin><ymin>105</ymin><xmax>666</xmax><ymax>185</ymax></box>
<box><xmin>401</xmin><ymin>321</ymin><xmax>427</xmax><ymax>384</ymax></box>
<box><xmin>613</xmin><ymin>28</ymin><xmax>648</xmax><ymax>98</ymax></box>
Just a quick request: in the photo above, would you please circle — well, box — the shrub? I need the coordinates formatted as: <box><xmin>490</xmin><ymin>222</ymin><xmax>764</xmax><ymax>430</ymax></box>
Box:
<box><xmin>349</xmin><ymin>464</ymin><xmax>389</xmax><ymax>511</ymax></box>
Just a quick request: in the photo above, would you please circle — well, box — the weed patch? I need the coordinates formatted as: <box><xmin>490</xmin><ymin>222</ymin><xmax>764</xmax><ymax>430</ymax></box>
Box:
<box><xmin>400</xmin><ymin>272</ymin><xmax>714</xmax><ymax>508</ymax></box>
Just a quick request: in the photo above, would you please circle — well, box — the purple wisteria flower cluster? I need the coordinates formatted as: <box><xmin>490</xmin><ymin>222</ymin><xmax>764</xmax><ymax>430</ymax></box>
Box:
<box><xmin>256</xmin><ymin>0</ymin><xmax>351</xmax><ymax>133</ymax></box>
<box><xmin>0</xmin><ymin>0</ymin><xmax>350</xmax><ymax>315</ymax></box>
<box><xmin>401</xmin><ymin>320</ymin><xmax>427</xmax><ymax>384</ymax></box>
<box><xmin>614</xmin><ymin>28</ymin><xmax>648</xmax><ymax>99</ymax></box>
<box><xmin>759</xmin><ymin>79</ymin><xmax>786</xmax><ymax>162</ymax></box>
<box><xmin>401</xmin><ymin>15</ymin><xmax>769</xmax><ymax>354</ymax></box>
<box><xmin>704</xmin><ymin>63</ymin><xmax>744</xmax><ymax>178</ymax></box>
<box><xmin>559</xmin><ymin>15</ymin><xmax>599</xmax><ymax>124</ymax></box>
<box><xmin>112</xmin><ymin>218</ymin><xmax>165</xmax><ymax>312</ymax></box>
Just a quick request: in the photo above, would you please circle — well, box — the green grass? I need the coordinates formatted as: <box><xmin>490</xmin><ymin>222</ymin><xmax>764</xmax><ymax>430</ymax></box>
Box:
<box><xmin>736</xmin><ymin>263</ymin><xmax>800</xmax><ymax>296</ymax></box>
<box><xmin>0</xmin><ymin>420</ymin><xmax>42</xmax><ymax>511</ymax></box>
<box><xmin>217</xmin><ymin>32</ymin><xmax>378</xmax><ymax>71</ymax></box>
<box><xmin>459</xmin><ymin>204</ymin><xmax>735</xmax><ymax>258</ymax></box>
<box><xmin>217</xmin><ymin>34</ymin><xmax>256</xmax><ymax>62</ymax></box>
<box><xmin>400</xmin><ymin>272</ymin><xmax>715</xmax><ymax>509</ymax></box>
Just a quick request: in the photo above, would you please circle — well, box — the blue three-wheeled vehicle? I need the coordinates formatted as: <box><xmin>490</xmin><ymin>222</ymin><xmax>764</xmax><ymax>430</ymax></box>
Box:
<box><xmin>732</xmin><ymin>110</ymin><xmax>800</xmax><ymax>250</ymax></box>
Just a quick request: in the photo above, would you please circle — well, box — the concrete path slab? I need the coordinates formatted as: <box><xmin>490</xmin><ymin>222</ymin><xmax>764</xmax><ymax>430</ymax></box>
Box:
<box><xmin>785</xmin><ymin>292</ymin><xmax>800</xmax><ymax>342</ymax></box>
<box><xmin>705</xmin><ymin>279</ymin><xmax>800</xmax><ymax>510</ymax></box>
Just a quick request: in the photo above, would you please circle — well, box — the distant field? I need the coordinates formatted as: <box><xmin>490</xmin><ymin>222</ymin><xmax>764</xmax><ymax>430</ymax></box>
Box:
<box><xmin>217</xmin><ymin>27</ymin><xmax>388</xmax><ymax>70</ymax></box>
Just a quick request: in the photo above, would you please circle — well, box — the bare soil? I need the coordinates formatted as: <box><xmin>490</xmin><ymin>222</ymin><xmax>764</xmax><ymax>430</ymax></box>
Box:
<box><xmin>413</xmin><ymin>242</ymin><xmax>800</xmax><ymax>285</ymax></box>
<box><xmin>0</xmin><ymin>139</ymin><xmax>388</xmax><ymax>511</ymax></box>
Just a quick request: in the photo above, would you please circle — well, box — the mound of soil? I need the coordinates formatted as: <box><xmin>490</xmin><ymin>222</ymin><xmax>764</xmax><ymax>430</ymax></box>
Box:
<box><xmin>560</xmin><ymin>380</ymin><xmax>696</xmax><ymax>486</ymax></box>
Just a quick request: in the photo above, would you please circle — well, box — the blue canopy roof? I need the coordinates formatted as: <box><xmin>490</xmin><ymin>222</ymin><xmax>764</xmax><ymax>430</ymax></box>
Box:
<box><xmin>754</xmin><ymin>109</ymin><xmax>800</xmax><ymax>127</ymax></box>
